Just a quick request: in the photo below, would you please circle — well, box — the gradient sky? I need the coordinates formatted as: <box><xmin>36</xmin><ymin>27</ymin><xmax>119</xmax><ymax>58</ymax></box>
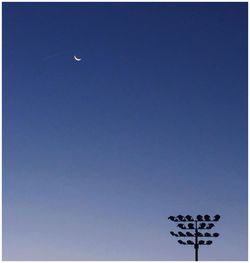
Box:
<box><xmin>3</xmin><ymin>2</ymin><xmax>248</xmax><ymax>261</ymax></box>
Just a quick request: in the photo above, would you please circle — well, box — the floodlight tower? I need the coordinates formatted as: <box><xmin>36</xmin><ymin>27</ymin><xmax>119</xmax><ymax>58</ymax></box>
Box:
<box><xmin>168</xmin><ymin>214</ymin><xmax>221</xmax><ymax>261</ymax></box>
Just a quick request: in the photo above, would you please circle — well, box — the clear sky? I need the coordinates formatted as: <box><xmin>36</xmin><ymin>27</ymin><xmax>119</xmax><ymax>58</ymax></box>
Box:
<box><xmin>3</xmin><ymin>2</ymin><xmax>248</xmax><ymax>260</ymax></box>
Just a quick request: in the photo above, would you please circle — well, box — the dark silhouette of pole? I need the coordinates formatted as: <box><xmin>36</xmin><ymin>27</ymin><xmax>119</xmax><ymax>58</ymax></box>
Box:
<box><xmin>194</xmin><ymin>220</ymin><xmax>198</xmax><ymax>261</ymax></box>
<box><xmin>168</xmin><ymin>214</ymin><xmax>220</xmax><ymax>261</ymax></box>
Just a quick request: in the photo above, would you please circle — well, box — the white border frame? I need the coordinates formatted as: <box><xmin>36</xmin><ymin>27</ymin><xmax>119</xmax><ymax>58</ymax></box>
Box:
<box><xmin>1</xmin><ymin>1</ymin><xmax>248</xmax><ymax>262</ymax></box>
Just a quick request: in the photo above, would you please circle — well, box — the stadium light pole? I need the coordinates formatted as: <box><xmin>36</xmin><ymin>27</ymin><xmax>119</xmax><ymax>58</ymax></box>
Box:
<box><xmin>168</xmin><ymin>214</ymin><xmax>221</xmax><ymax>261</ymax></box>
<box><xmin>194</xmin><ymin>220</ymin><xmax>198</xmax><ymax>261</ymax></box>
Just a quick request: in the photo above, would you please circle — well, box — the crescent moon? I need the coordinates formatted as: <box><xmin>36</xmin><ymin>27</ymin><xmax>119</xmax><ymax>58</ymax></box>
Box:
<box><xmin>74</xmin><ymin>55</ymin><xmax>82</xmax><ymax>61</ymax></box>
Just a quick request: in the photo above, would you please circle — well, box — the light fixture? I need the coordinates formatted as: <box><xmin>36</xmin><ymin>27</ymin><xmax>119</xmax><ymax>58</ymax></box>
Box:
<box><xmin>168</xmin><ymin>214</ymin><xmax>221</xmax><ymax>261</ymax></box>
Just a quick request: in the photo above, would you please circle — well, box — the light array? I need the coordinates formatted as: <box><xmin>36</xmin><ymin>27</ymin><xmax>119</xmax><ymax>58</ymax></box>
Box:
<box><xmin>168</xmin><ymin>214</ymin><xmax>220</xmax><ymax>260</ymax></box>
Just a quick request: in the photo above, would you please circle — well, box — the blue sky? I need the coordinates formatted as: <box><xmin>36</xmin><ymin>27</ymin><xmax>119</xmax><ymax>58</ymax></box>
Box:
<box><xmin>3</xmin><ymin>2</ymin><xmax>248</xmax><ymax>260</ymax></box>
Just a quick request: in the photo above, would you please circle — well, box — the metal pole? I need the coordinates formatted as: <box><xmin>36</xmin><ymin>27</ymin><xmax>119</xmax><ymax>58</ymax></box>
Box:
<box><xmin>194</xmin><ymin>220</ymin><xmax>199</xmax><ymax>261</ymax></box>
